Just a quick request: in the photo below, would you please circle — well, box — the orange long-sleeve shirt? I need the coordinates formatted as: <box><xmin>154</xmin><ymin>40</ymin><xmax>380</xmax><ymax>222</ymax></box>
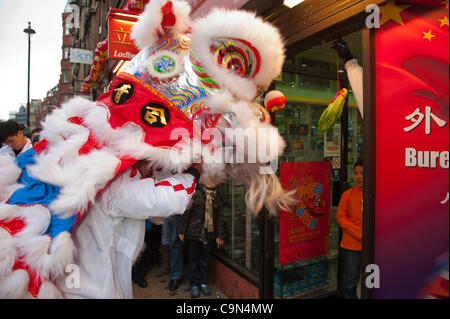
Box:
<box><xmin>336</xmin><ymin>187</ymin><xmax>363</xmax><ymax>251</ymax></box>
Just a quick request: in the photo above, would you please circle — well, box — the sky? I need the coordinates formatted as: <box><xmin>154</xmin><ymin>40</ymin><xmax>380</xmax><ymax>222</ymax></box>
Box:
<box><xmin>0</xmin><ymin>0</ymin><xmax>68</xmax><ymax>120</ymax></box>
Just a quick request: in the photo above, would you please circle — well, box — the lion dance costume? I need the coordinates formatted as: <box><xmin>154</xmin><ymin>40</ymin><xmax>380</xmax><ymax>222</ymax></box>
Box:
<box><xmin>0</xmin><ymin>0</ymin><xmax>294</xmax><ymax>298</ymax></box>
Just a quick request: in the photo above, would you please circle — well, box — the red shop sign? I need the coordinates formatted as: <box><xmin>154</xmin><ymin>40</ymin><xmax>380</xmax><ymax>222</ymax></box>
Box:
<box><xmin>374</xmin><ymin>1</ymin><xmax>449</xmax><ymax>299</ymax></box>
<box><xmin>108</xmin><ymin>8</ymin><xmax>140</xmax><ymax>61</ymax></box>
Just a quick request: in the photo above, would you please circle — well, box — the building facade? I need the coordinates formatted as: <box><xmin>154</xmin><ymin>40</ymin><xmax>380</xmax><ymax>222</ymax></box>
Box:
<box><xmin>38</xmin><ymin>3</ymin><xmax>75</xmax><ymax>129</ymax></box>
<box><xmin>69</xmin><ymin>0</ymin><xmax>128</xmax><ymax>100</ymax></box>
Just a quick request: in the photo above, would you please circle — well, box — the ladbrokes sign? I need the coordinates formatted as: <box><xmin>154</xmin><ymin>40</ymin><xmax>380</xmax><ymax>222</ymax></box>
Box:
<box><xmin>108</xmin><ymin>8</ymin><xmax>140</xmax><ymax>61</ymax></box>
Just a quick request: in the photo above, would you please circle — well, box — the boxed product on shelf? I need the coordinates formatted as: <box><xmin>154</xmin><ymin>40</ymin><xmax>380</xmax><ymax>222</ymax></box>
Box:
<box><xmin>274</xmin><ymin>259</ymin><xmax>329</xmax><ymax>298</ymax></box>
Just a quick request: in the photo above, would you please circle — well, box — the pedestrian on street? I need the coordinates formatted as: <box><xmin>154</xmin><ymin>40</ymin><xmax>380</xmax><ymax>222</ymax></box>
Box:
<box><xmin>177</xmin><ymin>183</ymin><xmax>227</xmax><ymax>298</ymax></box>
<box><xmin>31</xmin><ymin>128</ymin><xmax>42</xmax><ymax>146</ymax></box>
<box><xmin>162</xmin><ymin>214</ymin><xmax>184</xmax><ymax>292</ymax></box>
<box><xmin>132</xmin><ymin>220</ymin><xmax>156</xmax><ymax>288</ymax></box>
<box><xmin>336</xmin><ymin>160</ymin><xmax>364</xmax><ymax>299</ymax></box>
<box><xmin>0</xmin><ymin>120</ymin><xmax>32</xmax><ymax>157</ymax></box>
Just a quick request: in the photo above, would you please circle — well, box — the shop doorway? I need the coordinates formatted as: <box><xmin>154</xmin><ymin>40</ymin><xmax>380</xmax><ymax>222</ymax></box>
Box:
<box><xmin>271</xmin><ymin>30</ymin><xmax>363</xmax><ymax>299</ymax></box>
<box><xmin>211</xmin><ymin>28</ymin><xmax>364</xmax><ymax>299</ymax></box>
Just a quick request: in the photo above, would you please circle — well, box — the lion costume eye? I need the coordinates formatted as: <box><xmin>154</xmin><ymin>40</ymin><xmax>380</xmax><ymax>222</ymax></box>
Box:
<box><xmin>211</xmin><ymin>38</ymin><xmax>261</xmax><ymax>79</ymax></box>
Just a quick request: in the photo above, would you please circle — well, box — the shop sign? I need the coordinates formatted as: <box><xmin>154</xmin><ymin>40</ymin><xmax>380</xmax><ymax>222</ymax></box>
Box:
<box><xmin>374</xmin><ymin>1</ymin><xmax>449</xmax><ymax>298</ymax></box>
<box><xmin>70</xmin><ymin>48</ymin><xmax>93</xmax><ymax>65</ymax></box>
<box><xmin>108</xmin><ymin>8</ymin><xmax>140</xmax><ymax>61</ymax></box>
<box><xmin>332</xmin><ymin>157</ymin><xmax>341</xmax><ymax>169</ymax></box>
<box><xmin>279</xmin><ymin>162</ymin><xmax>330</xmax><ymax>265</ymax></box>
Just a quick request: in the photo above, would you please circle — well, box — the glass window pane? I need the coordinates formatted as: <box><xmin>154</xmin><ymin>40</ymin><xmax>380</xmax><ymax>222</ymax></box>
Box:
<box><xmin>216</xmin><ymin>177</ymin><xmax>259</xmax><ymax>276</ymax></box>
<box><xmin>347</xmin><ymin>107</ymin><xmax>363</xmax><ymax>179</ymax></box>
<box><xmin>64</xmin><ymin>47</ymin><xmax>70</xmax><ymax>59</ymax></box>
<box><xmin>217</xmin><ymin>178</ymin><xmax>233</xmax><ymax>259</ymax></box>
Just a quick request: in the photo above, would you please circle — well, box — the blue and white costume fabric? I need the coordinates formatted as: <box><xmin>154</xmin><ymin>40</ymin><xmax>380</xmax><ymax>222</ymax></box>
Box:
<box><xmin>0</xmin><ymin>140</ymin><xmax>197</xmax><ymax>299</ymax></box>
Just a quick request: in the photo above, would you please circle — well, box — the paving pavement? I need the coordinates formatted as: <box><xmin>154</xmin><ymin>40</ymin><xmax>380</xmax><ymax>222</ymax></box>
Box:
<box><xmin>133</xmin><ymin>265</ymin><xmax>228</xmax><ymax>299</ymax></box>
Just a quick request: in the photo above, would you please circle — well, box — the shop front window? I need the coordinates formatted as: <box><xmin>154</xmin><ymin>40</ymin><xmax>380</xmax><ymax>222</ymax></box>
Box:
<box><xmin>216</xmin><ymin>177</ymin><xmax>260</xmax><ymax>278</ymax></box>
<box><xmin>64</xmin><ymin>47</ymin><xmax>70</xmax><ymax>59</ymax></box>
<box><xmin>65</xmin><ymin>22</ymin><xmax>70</xmax><ymax>36</ymax></box>
<box><xmin>63</xmin><ymin>70</ymin><xmax>69</xmax><ymax>83</ymax></box>
<box><xmin>273</xmin><ymin>30</ymin><xmax>362</xmax><ymax>299</ymax></box>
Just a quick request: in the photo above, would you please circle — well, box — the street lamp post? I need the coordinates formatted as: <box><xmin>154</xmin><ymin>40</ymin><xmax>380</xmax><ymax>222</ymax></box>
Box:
<box><xmin>23</xmin><ymin>22</ymin><xmax>36</xmax><ymax>128</ymax></box>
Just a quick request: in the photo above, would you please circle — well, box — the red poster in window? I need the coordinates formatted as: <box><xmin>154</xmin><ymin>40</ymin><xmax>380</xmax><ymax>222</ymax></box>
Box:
<box><xmin>279</xmin><ymin>162</ymin><xmax>330</xmax><ymax>265</ymax></box>
<box><xmin>108</xmin><ymin>8</ymin><xmax>140</xmax><ymax>61</ymax></box>
<box><xmin>374</xmin><ymin>2</ymin><xmax>449</xmax><ymax>298</ymax></box>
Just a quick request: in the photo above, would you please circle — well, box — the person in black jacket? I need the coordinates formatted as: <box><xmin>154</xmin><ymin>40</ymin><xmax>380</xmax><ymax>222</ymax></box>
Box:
<box><xmin>178</xmin><ymin>183</ymin><xmax>227</xmax><ymax>298</ymax></box>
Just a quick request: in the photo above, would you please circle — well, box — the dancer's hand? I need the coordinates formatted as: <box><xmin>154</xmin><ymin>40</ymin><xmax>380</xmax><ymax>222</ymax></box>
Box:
<box><xmin>332</xmin><ymin>38</ymin><xmax>354</xmax><ymax>62</ymax></box>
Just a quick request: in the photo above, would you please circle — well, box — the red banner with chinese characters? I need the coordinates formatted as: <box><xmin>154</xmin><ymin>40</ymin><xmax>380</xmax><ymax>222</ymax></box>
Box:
<box><xmin>108</xmin><ymin>8</ymin><xmax>140</xmax><ymax>61</ymax></box>
<box><xmin>279</xmin><ymin>162</ymin><xmax>330</xmax><ymax>265</ymax></box>
<box><xmin>374</xmin><ymin>1</ymin><xmax>449</xmax><ymax>299</ymax></box>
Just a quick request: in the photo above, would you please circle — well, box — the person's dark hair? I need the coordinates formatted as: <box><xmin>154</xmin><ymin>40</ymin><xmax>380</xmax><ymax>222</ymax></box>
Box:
<box><xmin>0</xmin><ymin>120</ymin><xmax>25</xmax><ymax>142</ymax></box>
<box><xmin>32</xmin><ymin>134</ymin><xmax>40</xmax><ymax>145</ymax></box>
<box><xmin>353</xmin><ymin>160</ymin><xmax>363</xmax><ymax>170</ymax></box>
<box><xmin>0</xmin><ymin>121</ymin><xmax>6</xmax><ymax>144</ymax></box>
<box><xmin>31</xmin><ymin>128</ymin><xmax>43</xmax><ymax>135</ymax></box>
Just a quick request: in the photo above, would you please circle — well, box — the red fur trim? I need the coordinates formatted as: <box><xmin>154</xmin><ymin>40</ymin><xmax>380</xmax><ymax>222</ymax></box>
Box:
<box><xmin>161</xmin><ymin>1</ymin><xmax>176</xmax><ymax>32</ymax></box>
<box><xmin>0</xmin><ymin>218</ymin><xmax>26</xmax><ymax>236</ymax></box>
<box><xmin>154</xmin><ymin>178</ymin><xmax>197</xmax><ymax>195</ymax></box>
<box><xmin>33</xmin><ymin>139</ymin><xmax>49</xmax><ymax>153</ymax></box>
<box><xmin>12</xmin><ymin>259</ymin><xmax>42</xmax><ymax>298</ymax></box>
<box><xmin>68</xmin><ymin>117</ymin><xmax>103</xmax><ymax>155</ymax></box>
<box><xmin>74</xmin><ymin>212</ymin><xmax>82</xmax><ymax>226</ymax></box>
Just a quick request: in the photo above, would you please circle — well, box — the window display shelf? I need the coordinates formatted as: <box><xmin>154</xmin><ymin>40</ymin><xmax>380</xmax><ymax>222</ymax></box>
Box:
<box><xmin>275</xmin><ymin>282</ymin><xmax>337</xmax><ymax>299</ymax></box>
<box><xmin>274</xmin><ymin>255</ymin><xmax>337</xmax><ymax>299</ymax></box>
<box><xmin>274</xmin><ymin>254</ymin><xmax>328</xmax><ymax>271</ymax></box>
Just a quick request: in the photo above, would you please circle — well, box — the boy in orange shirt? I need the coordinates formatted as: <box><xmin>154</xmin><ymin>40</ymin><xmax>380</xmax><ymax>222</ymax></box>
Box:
<box><xmin>336</xmin><ymin>161</ymin><xmax>363</xmax><ymax>299</ymax></box>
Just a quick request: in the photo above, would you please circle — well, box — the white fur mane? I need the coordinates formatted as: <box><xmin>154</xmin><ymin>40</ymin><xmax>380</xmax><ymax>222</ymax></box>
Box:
<box><xmin>191</xmin><ymin>8</ymin><xmax>285</xmax><ymax>101</ymax></box>
<box><xmin>131</xmin><ymin>0</ymin><xmax>192</xmax><ymax>50</ymax></box>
